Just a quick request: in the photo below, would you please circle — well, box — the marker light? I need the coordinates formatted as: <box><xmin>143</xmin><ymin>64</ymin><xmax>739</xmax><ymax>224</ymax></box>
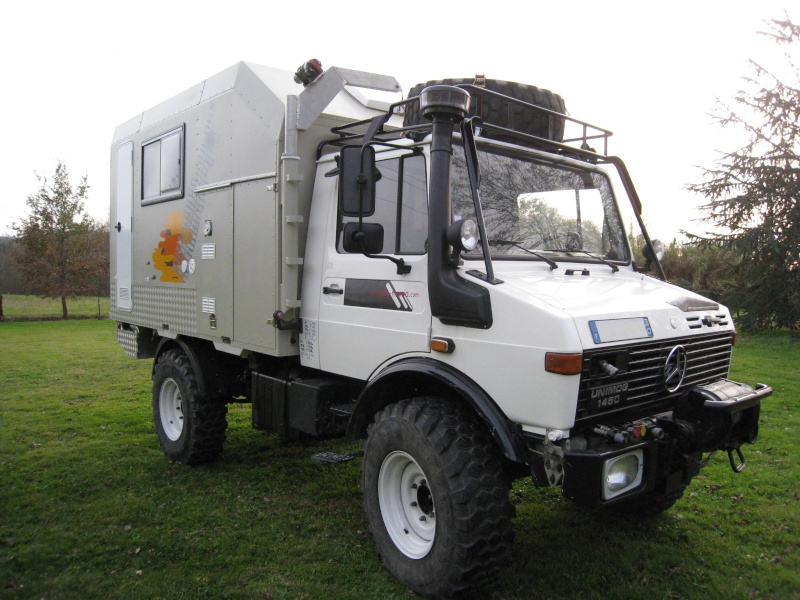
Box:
<box><xmin>545</xmin><ymin>353</ymin><xmax>583</xmax><ymax>375</ymax></box>
<box><xmin>430</xmin><ymin>337</ymin><xmax>456</xmax><ymax>353</ymax></box>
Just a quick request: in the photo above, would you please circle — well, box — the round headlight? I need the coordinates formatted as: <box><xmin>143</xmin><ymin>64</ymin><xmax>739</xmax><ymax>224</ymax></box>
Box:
<box><xmin>447</xmin><ymin>219</ymin><xmax>479</xmax><ymax>252</ymax></box>
<box><xmin>642</xmin><ymin>238</ymin><xmax>665</xmax><ymax>263</ymax></box>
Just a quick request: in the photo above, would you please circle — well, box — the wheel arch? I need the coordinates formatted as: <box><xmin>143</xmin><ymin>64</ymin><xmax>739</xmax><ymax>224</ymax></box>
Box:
<box><xmin>347</xmin><ymin>357</ymin><xmax>528</xmax><ymax>464</ymax></box>
<box><xmin>153</xmin><ymin>337</ymin><xmax>228</xmax><ymax>398</ymax></box>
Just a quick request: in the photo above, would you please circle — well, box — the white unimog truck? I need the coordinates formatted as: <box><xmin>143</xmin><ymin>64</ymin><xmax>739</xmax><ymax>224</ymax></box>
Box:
<box><xmin>110</xmin><ymin>59</ymin><xmax>772</xmax><ymax>598</ymax></box>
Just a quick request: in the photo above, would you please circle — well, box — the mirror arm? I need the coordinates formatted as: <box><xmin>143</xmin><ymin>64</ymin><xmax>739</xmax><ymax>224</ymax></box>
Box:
<box><xmin>605</xmin><ymin>155</ymin><xmax>667</xmax><ymax>281</ymax></box>
<box><xmin>461</xmin><ymin>118</ymin><xmax>499</xmax><ymax>284</ymax></box>
<box><xmin>349</xmin><ymin>232</ymin><xmax>410</xmax><ymax>275</ymax></box>
<box><xmin>361</xmin><ymin>249</ymin><xmax>411</xmax><ymax>275</ymax></box>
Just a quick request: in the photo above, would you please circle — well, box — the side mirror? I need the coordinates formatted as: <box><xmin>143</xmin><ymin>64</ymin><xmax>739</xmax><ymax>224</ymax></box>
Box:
<box><xmin>342</xmin><ymin>222</ymin><xmax>384</xmax><ymax>254</ymax></box>
<box><xmin>641</xmin><ymin>239</ymin><xmax>665</xmax><ymax>265</ymax></box>
<box><xmin>339</xmin><ymin>146</ymin><xmax>376</xmax><ymax>217</ymax></box>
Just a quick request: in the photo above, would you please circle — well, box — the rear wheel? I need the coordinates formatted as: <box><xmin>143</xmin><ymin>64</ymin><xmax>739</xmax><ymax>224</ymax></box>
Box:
<box><xmin>152</xmin><ymin>349</ymin><xmax>227</xmax><ymax>465</ymax></box>
<box><xmin>362</xmin><ymin>398</ymin><xmax>514</xmax><ymax>599</ymax></box>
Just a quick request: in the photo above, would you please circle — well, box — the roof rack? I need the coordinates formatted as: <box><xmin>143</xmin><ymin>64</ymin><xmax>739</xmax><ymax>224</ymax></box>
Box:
<box><xmin>317</xmin><ymin>84</ymin><xmax>614</xmax><ymax>162</ymax></box>
<box><xmin>454</xmin><ymin>84</ymin><xmax>613</xmax><ymax>156</ymax></box>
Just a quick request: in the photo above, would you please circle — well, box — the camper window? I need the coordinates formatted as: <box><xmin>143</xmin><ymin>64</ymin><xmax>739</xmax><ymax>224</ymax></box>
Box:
<box><xmin>142</xmin><ymin>125</ymin><xmax>184</xmax><ymax>204</ymax></box>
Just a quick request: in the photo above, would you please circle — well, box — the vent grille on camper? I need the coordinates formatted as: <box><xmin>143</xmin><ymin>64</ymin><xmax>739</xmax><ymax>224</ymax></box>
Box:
<box><xmin>201</xmin><ymin>297</ymin><xmax>216</xmax><ymax>314</ymax></box>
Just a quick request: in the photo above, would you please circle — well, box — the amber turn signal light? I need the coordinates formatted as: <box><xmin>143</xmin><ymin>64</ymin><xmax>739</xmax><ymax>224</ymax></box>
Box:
<box><xmin>545</xmin><ymin>352</ymin><xmax>583</xmax><ymax>375</ymax></box>
<box><xmin>430</xmin><ymin>337</ymin><xmax>456</xmax><ymax>353</ymax></box>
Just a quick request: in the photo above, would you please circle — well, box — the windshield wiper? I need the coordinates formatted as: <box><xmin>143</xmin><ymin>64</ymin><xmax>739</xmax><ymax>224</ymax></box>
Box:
<box><xmin>544</xmin><ymin>249</ymin><xmax>619</xmax><ymax>273</ymax></box>
<box><xmin>488</xmin><ymin>240</ymin><xmax>559</xmax><ymax>270</ymax></box>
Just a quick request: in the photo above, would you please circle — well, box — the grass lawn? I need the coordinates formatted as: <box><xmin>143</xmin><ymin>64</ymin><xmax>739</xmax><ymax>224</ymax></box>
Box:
<box><xmin>0</xmin><ymin>320</ymin><xmax>797</xmax><ymax>599</ymax></box>
<box><xmin>0</xmin><ymin>294</ymin><xmax>109</xmax><ymax>321</ymax></box>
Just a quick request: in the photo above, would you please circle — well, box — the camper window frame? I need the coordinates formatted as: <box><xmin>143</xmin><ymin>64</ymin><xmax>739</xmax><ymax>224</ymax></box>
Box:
<box><xmin>141</xmin><ymin>124</ymin><xmax>185</xmax><ymax>205</ymax></box>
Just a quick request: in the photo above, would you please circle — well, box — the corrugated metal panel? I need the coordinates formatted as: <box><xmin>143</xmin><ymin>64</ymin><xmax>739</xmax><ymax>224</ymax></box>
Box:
<box><xmin>111</xmin><ymin>285</ymin><xmax>198</xmax><ymax>336</ymax></box>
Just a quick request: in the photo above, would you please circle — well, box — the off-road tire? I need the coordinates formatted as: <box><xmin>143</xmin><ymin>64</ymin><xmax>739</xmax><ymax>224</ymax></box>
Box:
<box><xmin>404</xmin><ymin>77</ymin><xmax>567</xmax><ymax>145</ymax></box>
<box><xmin>152</xmin><ymin>349</ymin><xmax>227</xmax><ymax>465</ymax></box>
<box><xmin>362</xmin><ymin>397</ymin><xmax>514</xmax><ymax>599</ymax></box>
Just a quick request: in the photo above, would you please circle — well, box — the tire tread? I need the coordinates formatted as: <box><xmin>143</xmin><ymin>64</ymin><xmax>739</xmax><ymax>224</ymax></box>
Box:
<box><xmin>153</xmin><ymin>349</ymin><xmax>227</xmax><ymax>466</ymax></box>
<box><xmin>363</xmin><ymin>398</ymin><xmax>514</xmax><ymax>598</ymax></box>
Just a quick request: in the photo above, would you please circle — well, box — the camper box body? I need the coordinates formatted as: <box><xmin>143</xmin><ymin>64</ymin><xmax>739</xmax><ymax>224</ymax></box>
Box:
<box><xmin>110</xmin><ymin>62</ymin><xmax>398</xmax><ymax>358</ymax></box>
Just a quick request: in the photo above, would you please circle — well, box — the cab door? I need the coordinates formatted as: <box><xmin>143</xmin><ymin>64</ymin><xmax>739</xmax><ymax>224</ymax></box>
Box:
<box><xmin>316</xmin><ymin>152</ymin><xmax>431</xmax><ymax>380</ymax></box>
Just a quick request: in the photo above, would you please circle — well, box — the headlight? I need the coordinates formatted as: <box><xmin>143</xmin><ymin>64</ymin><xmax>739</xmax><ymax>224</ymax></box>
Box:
<box><xmin>602</xmin><ymin>450</ymin><xmax>643</xmax><ymax>500</ymax></box>
<box><xmin>447</xmin><ymin>219</ymin><xmax>479</xmax><ymax>252</ymax></box>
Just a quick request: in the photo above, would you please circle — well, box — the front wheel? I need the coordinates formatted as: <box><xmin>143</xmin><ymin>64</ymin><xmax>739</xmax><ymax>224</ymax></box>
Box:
<box><xmin>362</xmin><ymin>398</ymin><xmax>514</xmax><ymax>599</ymax></box>
<box><xmin>152</xmin><ymin>348</ymin><xmax>227</xmax><ymax>465</ymax></box>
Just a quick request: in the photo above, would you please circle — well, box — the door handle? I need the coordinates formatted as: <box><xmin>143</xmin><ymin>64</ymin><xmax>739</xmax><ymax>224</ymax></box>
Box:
<box><xmin>115</xmin><ymin>222</ymin><xmax>122</xmax><ymax>232</ymax></box>
<box><xmin>322</xmin><ymin>286</ymin><xmax>343</xmax><ymax>295</ymax></box>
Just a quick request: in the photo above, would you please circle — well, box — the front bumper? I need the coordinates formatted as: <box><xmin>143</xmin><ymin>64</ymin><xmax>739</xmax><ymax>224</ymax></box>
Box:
<box><xmin>561</xmin><ymin>378</ymin><xmax>772</xmax><ymax>508</ymax></box>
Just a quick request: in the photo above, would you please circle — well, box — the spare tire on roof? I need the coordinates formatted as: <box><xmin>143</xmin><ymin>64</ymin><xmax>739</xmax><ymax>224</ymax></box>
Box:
<box><xmin>404</xmin><ymin>78</ymin><xmax>566</xmax><ymax>146</ymax></box>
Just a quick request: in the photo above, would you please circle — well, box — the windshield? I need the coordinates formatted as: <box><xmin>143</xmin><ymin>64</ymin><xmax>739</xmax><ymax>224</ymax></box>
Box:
<box><xmin>451</xmin><ymin>142</ymin><xmax>630</xmax><ymax>263</ymax></box>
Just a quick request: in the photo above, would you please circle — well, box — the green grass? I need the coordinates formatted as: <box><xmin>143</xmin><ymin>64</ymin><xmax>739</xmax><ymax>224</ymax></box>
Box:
<box><xmin>0</xmin><ymin>294</ymin><xmax>109</xmax><ymax>321</ymax></box>
<box><xmin>1</xmin><ymin>321</ymin><xmax>797</xmax><ymax>599</ymax></box>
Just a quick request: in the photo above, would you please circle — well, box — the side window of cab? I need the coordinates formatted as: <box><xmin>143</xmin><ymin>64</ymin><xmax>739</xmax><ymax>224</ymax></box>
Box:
<box><xmin>338</xmin><ymin>153</ymin><xmax>428</xmax><ymax>255</ymax></box>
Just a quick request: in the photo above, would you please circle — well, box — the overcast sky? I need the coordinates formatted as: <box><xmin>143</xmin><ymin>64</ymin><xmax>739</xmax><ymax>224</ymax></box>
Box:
<box><xmin>0</xmin><ymin>1</ymin><xmax>793</xmax><ymax>242</ymax></box>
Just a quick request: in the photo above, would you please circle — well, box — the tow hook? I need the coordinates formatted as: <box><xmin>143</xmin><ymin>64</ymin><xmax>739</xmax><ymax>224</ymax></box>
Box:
<box><xmin>727</xmin><ymin>446</ymin><xmax>746</xmax><ymax>473</ymax></box>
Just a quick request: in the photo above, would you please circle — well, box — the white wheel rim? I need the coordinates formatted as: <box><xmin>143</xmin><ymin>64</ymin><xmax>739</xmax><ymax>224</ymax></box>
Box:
<box><xmin>159</xmin><ymin>377</ymin><xmax>184</xmax><ymax>441</ymax></box>
<box><xmin>378</xmin><ymin>451</ymin><xmax>435</xmax><ymax>559</ymax></box>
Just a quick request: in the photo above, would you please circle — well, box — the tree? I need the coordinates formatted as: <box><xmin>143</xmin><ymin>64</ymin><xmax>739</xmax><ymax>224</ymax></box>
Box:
<box><xmin>660</xmin><ymin>239</ymin><xmax>739</xmax><ymax>304</ymax></box>
<box><xmin>0</xmin><ymin>236</ymin><xmax>25</xmax><ymax>294</ymax></box>
<box><xmin>688</xmin><ymin>17</ymin><xmax>800</xmax><ymax>329</ymax></box>
<box><xmin>12</xmin><ymin>161</ymin><xmax>105</xmax><ymax>319</ymax></box>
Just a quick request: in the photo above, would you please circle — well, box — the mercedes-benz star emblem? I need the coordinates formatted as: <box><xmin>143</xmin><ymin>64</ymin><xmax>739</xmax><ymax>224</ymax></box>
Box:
<box><xmin>664</xmin><ymin>345</ymin><xmax>688</xmax><ymax>392</ymax></box>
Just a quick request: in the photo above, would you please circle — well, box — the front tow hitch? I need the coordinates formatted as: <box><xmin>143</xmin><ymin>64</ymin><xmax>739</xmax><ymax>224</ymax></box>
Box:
<box><xmin>664</xmin><ymin>380</ymin><xmax>772</xmax><ymax>473</ymax></box>
<box><xmin>727</xmin><ymin>445</ymin><xmax>746</xmax><ymax>473</ymax></box>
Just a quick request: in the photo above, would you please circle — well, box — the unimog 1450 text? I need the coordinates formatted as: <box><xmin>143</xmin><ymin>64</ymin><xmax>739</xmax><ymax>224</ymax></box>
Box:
<box><xmin>110</xmin><ymin>59</ymin><xmax>771</xmax><ymax>598</ymax></box>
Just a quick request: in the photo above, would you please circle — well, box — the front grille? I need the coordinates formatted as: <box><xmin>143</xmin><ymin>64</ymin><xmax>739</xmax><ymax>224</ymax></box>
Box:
<box><xmin>576</xmin><ymin>331</ymin><xmax>733</xmax><ymax>425</ymax></box>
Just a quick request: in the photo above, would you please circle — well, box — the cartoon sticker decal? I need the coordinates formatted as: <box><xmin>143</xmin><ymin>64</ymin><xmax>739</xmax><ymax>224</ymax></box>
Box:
<box><xmin>152</xmin><ymin>210</ymin><xmax>193</xmax><ymax>283</ymax></box>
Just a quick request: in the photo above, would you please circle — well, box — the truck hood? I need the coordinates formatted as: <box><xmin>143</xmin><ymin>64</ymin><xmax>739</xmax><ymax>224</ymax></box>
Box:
<box><xmin>496</xmin><ymin>264</ymin><xmax>732</xmax><ymax>346</ymax></box>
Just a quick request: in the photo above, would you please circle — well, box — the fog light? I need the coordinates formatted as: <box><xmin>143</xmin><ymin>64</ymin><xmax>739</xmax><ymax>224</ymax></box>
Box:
<box><xmin>602</xmin><ymin>450</ymin><xmax>643</xmax><ymax>500</ymax></box>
